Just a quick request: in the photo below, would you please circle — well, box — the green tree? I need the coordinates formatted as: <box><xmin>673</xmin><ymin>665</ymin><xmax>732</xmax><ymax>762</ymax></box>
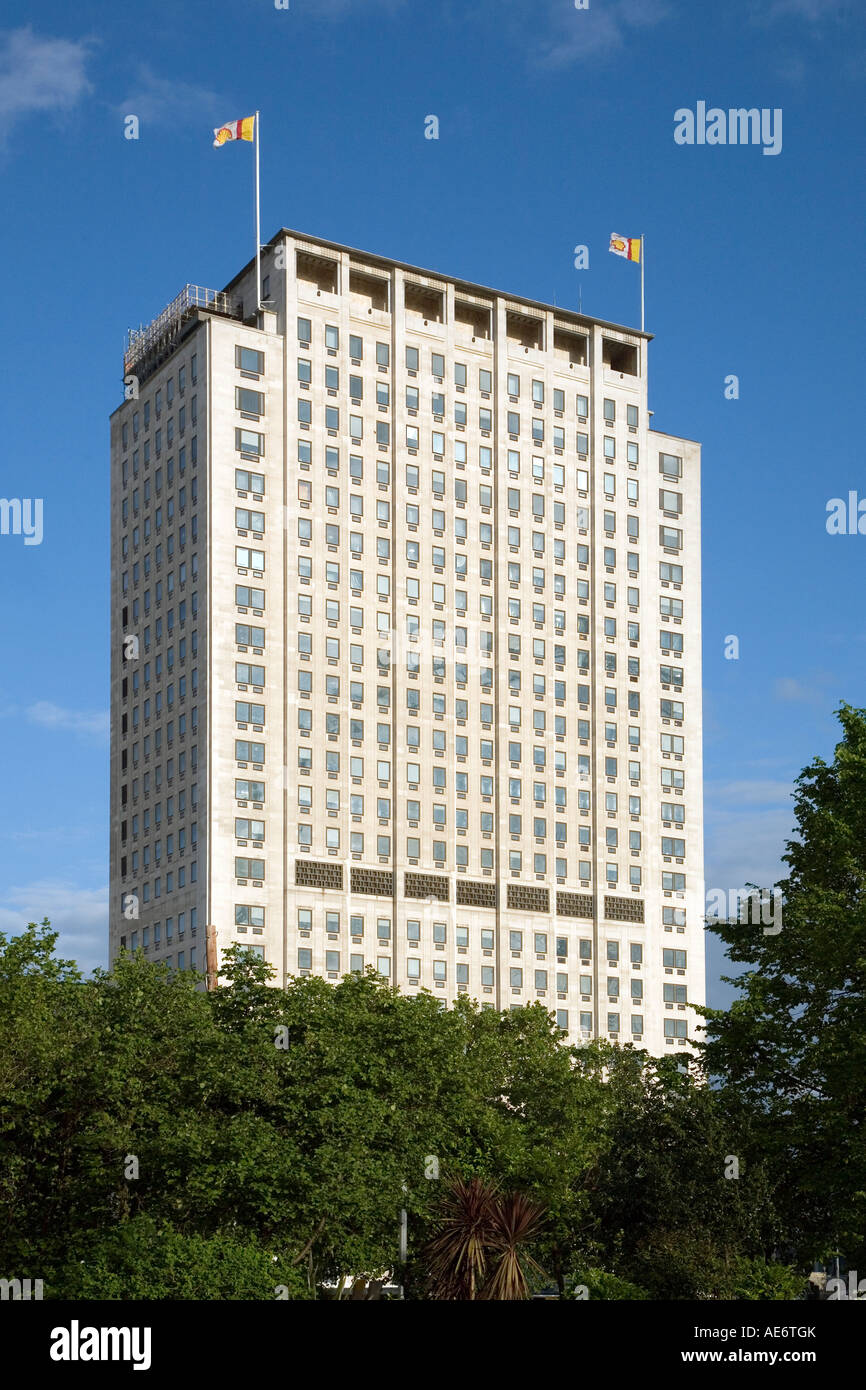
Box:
<box><xmin>578</xmin><ymin>1048</ymin><xmax>790</xmax><ymax>1298</ymax></box>
<box><xmin>701</xmin><ymin>704</ymin><xmax>866</xmax><ymax>1267</ymax></box>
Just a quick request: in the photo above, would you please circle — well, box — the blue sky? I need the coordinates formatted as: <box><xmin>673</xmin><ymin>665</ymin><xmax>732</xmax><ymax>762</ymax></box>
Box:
<box><xmin>0</xmin><ymin>0</ymin><xmax>863</xmax><ymax>1005</ymax></box>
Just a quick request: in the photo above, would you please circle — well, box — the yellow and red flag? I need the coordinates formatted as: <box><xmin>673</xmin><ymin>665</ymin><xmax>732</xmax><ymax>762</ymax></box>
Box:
<box><xmin>609</xmin><ymin>233</ymin><xmax>641</xmax><ymax>263</ymax></box>
<box><xmin>213</xmin><ymin>116</ymin><xmax>256</xmax><ymax>148</ymax></box>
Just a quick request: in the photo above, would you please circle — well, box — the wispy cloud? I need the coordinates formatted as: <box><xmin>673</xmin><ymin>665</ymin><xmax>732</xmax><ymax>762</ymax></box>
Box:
<box><xmin>703</xmin><ymin>774</ymin><xmax>798</xmax><ymax>1008</ymax></box>
<box><xmin>758</xmin><ymin>0</ymin><xmax>849</xmax><ymax>19</ymax></box>
<box><xmin>115</xmin><ymin>66</ymin><xmax>224</xmax><ymax>128</ymax></box>
<box><xmin>0</xmin><ymin>880</ymin><xmax>108</xmax><ymax>975</ymax></box>
<box><xmin>0</xmin><ymin>27</ymin><xmax>93</xmax><ymax>128</ymax></box>
<box><xmin>535</xmin><ymin>0</ymin><xmax>673</xmax><ymax>67</ymax></box>
<box><xmin>305</xmin><ymin>0</ymin><xmax>672</xmax><ymax>66</ymax></box>
<box><xmin>708</xmin><ymin>779</ymin><xmax>794</xmax><ymax>807</ymax></box>
<box><xmin>27</xmin><ymin>701</ymin><xmax>108</xmax><ymax>739</ymax></box>
<box><xmin>308</xmin><ymin>0</ymin><xmax>406</xmax><ymax>15</ymax></box>
<box><xmin>774</xmin><ymin>673</ymin><xmax>838</xmax><ymax>705</ymax></box>
<box><xmin>705</xmin><ymin>806</ymin><xmax>794</xmax><ymax>895</ymax></box>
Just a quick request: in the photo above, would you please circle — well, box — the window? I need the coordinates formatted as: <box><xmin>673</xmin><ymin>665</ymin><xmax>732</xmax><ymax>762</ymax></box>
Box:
<box><xmin>235</xmin><ymin>508</ymin><xmax>264</xmax><ymax>534</ymax></box>
<box><xmin>235</xmin><ymin>429</ymin><xmax>264</xmax><ymax>457</ymax></box>
<box><xmin>235</xmin><ymin>347</ymin><xmax>264</xmax><ymax>375</ymax></box>
<box><xmin>236</xmin><ymin>701</ymin><xmax>265</xmax><ymax>723</ymax></box>
<box><xmin>235</xmin><ymin>779</ymin><xmax>265</xmax><ymax>801</ymax></box>
<box><xmin>235</xmin><ymin>469</ymin><xmax>264</xmax><ymax>495</ymax></box>
<box><xmin>235</xmin><ymin>739</ymin><xmax>265</xmax><ymax>762</ymax></box>
<box><xmin>236</xmin><ymin>904</ymin><xmax>265</xmax><ymax>928</ymax></box>
<box><xmin>235</xmin><ymin>387</ymin><xmax>264</xmax><ymax>415</ymax></box>
<box><xmin>235</xmin><ymin>857</ymin><xmax>264</xmax><ymax>880</ymax></box>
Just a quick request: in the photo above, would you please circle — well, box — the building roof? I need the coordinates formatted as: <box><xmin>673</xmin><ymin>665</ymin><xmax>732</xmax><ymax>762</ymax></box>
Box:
<box><xmin>222</xmin><ymin>226</ymin><xmax>654</xmax><ymax>342</ymax></box>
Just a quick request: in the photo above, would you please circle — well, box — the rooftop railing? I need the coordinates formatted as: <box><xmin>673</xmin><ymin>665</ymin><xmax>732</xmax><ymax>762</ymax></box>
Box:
<box><xmin>124</xmin><ymin>284</ymin><xmax>240</xmax><ymax>378</ymax></box>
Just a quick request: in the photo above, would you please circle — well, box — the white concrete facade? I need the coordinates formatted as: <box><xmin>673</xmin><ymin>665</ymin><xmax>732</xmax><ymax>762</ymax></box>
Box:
<box><xmin>109</xmin><ymin>230</ymin><xmax>704</xmax><ymax>1055</ymax></box>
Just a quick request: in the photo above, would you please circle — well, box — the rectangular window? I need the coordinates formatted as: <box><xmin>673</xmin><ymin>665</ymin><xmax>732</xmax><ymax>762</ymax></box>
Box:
<box><xmin>235</xmin><ymin>387</ymin><xmax>264</xmax><ymax>415</ymax></box>
<box><xmin>236</xmin><ymin>346</ymin><xmax>264</xmax><ymax>374</ymax></box>
<box><xmin>235</xmin><ymin>429</ymin><xmax>264</xmax><ymax>457</ymax></box>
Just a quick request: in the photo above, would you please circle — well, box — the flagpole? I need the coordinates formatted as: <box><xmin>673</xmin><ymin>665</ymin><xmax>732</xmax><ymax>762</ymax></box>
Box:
<box><xmin>640</xmin><ymin>234</ymin><xmax>645</xmax><ymax>333</ymax></box>
<box><xmin>255</xmin><ymin>110</ymin><xmax>262</xmax><ymax>311</ymax></box>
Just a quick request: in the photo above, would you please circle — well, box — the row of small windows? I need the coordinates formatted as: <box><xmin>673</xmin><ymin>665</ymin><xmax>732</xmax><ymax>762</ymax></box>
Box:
<box><xmin>296</xmin><ymin>319</ymin><xmax>640</xmax><ymax>416</ymax></box>
<box><xmin>123</xmin><ymin>479</ymin><xmax>196</xmax><ymax>522</ymax></box>
<box><xmin>292</xmin><ymin>747</ymin><xmax>684</xmax><ymax>792</ymax></box>
<box><xmin>294</xmin><ymin>403</ymin><xmax>653</xmax><ymax>457</ymax></box>
<box><xmin>287</xmin><ymin>915</ymin><xmax>689</xmax><ymax>968</ymax></box>
<box><xmin>120</xmin><ymin>908</ymin><xmax>197</xmax><ymax>950</ymax></box>
<box><xmin>121</xmin><ymin>438</ymin><xmax>196</xmax><ymax>488</ymax></box>
<box><xmin>119</xmin><ymin>863</ymin><xmax>198</xmax><ymax>905</ymax></box>
<box><xmin>120</xmin><ymin>356</ymin><xmax>197</xmax><ymax>449</ymax></box>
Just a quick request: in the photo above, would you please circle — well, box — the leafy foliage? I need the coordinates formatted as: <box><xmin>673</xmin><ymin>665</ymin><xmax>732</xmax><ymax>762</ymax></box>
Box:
<box><xmin>5</xmin><ymin>701</ymin><xmax>862</xmax><ymax>1321</ymax></box>
<box><xmin>701</xmin><ymin>704</ymin><xmax>866</xmax><ymax>1267</ymax></box>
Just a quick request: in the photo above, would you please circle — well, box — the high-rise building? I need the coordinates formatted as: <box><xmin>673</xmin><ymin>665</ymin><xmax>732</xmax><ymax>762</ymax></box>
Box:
<box><xmin>110</xmin><ymin>229</ymin><xmax>704</xmax><ymax>1054</ymax></box>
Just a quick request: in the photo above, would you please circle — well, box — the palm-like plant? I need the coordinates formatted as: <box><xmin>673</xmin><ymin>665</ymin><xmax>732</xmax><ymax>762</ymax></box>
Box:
<box><xmin>423</xmin><ymin>1175</ymin><xmax>495</xmax><ymax>1299</ymax></box>
<box><xmin>422</xmin><ymin>1176</ymin><xmax>546</xmax><ymax>1300</ymax></box>
<box><xmin>479</xmin><ymin>1190</ymin><xmax>546</xmax><ymax>1300</ymax></box>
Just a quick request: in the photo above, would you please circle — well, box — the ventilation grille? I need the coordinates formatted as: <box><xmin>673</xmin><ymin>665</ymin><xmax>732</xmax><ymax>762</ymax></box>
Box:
<box><xmin>456</xmin><ymin>879</ymin><xmax>497</xmax><ymax>909</ymax></box>
<box><xmin>405</xmin><ymin>872</ymin><xmax>450</xmax><ymax>902</ymax></box>
<box><xmin>556</xmin><ymin>892</ymin><xmax>595</xmax><ymax>919</ymax></box>
<box><xmin>507</xmin><ymin>884</ymin><xmax>550</xmax><ymax>913</ymax></box>
<box><xmin>351</xmin><ymin>867</ymin><xmax>393</xmax><ymax>897</ymax></box>
<box><xmin>295</xmin><ymin>860</ymin><xmax>343</xmax><ymax>890</ymax></box>
<box><xmin>605</xmin><ymin>895</ymin><xmax>644</xmax><ymax>923</ymax></box>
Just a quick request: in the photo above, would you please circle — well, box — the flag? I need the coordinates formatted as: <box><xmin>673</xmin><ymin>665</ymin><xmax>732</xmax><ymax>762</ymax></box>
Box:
<box><xmin>213</xmin><ymin>116</ymin><xmax>256</xmax><ymax>148</ymax></box>
<box><xmin>609</xmin><ymin>233</ymin><xmax>641</xmax><ymax>263</ymax></box>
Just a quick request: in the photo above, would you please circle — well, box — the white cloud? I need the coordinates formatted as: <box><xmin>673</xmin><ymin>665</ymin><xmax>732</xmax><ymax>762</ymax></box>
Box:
<box><xmin>707</xmin><ymin>778</ymin><xmax>794</xmax><ymax>807</ymax></box>
<box><xmin>303</xmin><ymin>0</ymin><xmax>671</xmax><ymax>65</ymax></box>
<box><xmin>0</xmin><ymin>880</ymin><xmax>107</xmax><ymax>975</ymax></box>
<box><xmin>774</xmin><ymin>673</ymin><xmax>837</xmax><ymax>705</ymax></box>
<box><xmin>115</xmin><ymin>66</ymin><xmax>223</xmax><ymax>127</ymax></box>
<box><xmin>26</xmin><ymin>701</ymin><xmax>108</xmax><ymax>738</ymax></box>
<box><xmin>535</xmin><ymin>0</ymin><xmax>672</xmax><ymax>67</ymax></box>
<box><xmin>307</xmin><ymin>0</ymin><xmax>406</xmax><ymax>14</ymax></box>
<box><xmin>705</xmin><ymin>809</ymin><xmax>794</xmax><ymax>887</ymax></box>
<box><xmin>760</xmin><ymin>0</ymin><xmax>848</xmax><ymax>18</ymax></box>
<box><xmin>0</xmin><ymin>27</ymin><xmax>93</xmax><ymax>125</ymax></box>
<box><xmin>704</xmin><ymin>775</ymin><xmax>795</xmax><ymax>895</ymax></box>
